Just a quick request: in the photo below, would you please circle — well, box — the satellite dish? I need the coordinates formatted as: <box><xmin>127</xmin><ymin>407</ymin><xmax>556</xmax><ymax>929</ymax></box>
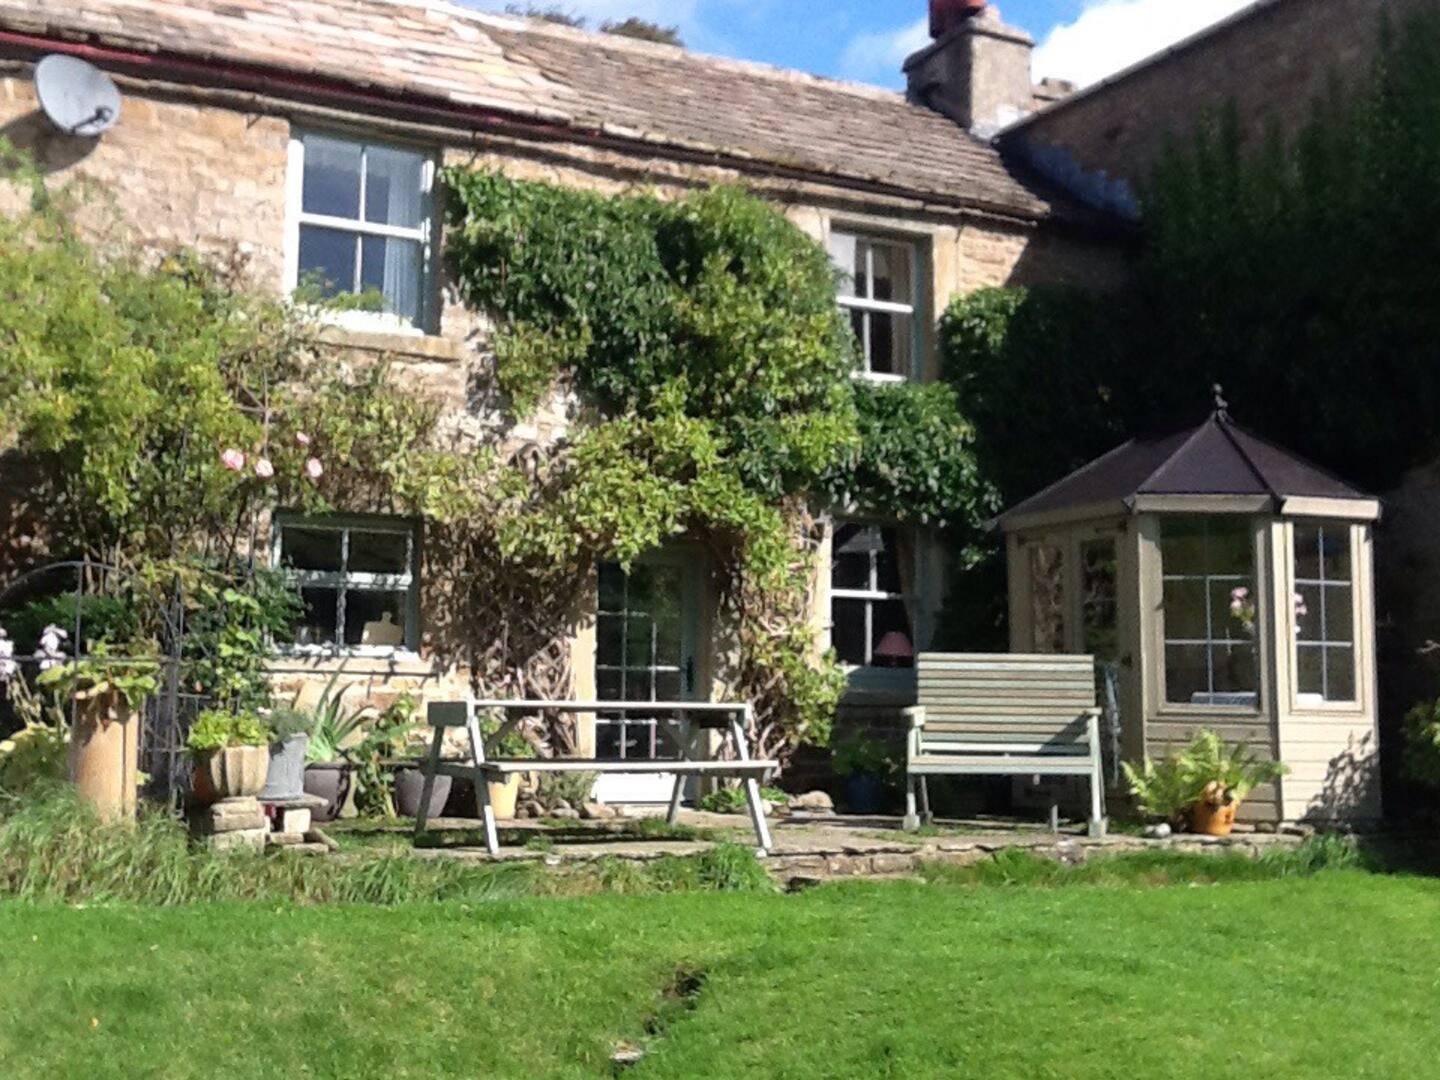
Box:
<box><xmin>34</xmin><ymin>54</ymin><xmax>121</xmax><ymax>138</ymax></box>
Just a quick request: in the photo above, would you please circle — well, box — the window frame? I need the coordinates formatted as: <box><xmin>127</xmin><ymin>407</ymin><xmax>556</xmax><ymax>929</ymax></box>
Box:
<box><xmin>1157</xmin><ymin>516</ymin><xmax>1262</xmax><ymax>712</ymax></box>
<box><xmin>829</xmin><ymin>519</ymin><xmax>916</xmax><ymax>670</ymax></box>
<box><xmin>1288</xmin><ymin>520</ymin><xmax>1362</xmax><ymax>709</ymax></box>
<box><xmin>283</xmin><ymin>130</ymin><xmax>437</xmax><ymax>335</ymax></box>
<box><xmin>828</xmin><ymin>227</ymin><xmax>922</xmax><ymax>383</ymax></box>
<box><xmin>271</xmin><ymin>514</ymin><xmax>422</xmax><ymax>657</ymax></box>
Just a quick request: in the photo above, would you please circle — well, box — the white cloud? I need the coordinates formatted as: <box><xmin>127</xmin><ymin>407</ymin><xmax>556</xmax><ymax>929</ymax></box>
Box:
<box><xmin>1034</xmin><ymin>0</ymin><xmax>1255</xmax><ymax>88</ymax></box>
<box><xmin>837</xmin><ymin>16</ymin><xmax>928</xmax><ymax>86</ymax></box>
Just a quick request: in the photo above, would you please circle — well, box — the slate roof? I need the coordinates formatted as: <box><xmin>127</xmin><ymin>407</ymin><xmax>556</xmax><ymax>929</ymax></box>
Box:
<box><xmin>0</xmin><ymin>0</ymin><xmax>1084</xmax><ymax>222</ymax></box>
<box><xmin>999</xmin><ymin>411</ymin><xmax>1372</xmax><ymax>527</ymax></box>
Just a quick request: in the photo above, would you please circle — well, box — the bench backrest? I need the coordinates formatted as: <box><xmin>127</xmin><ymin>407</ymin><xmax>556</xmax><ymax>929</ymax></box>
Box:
<box><xmin>913</xmin><ymin>653</ymin><xmax>1098</xmax><ymax>757</ymax></box>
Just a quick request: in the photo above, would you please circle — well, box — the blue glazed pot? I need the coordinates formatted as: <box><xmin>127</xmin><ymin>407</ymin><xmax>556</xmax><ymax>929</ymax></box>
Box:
<box><xmin>844</xmin><ymin>773</ymin><xmax>885</xmax><ymax>815</ymax></box>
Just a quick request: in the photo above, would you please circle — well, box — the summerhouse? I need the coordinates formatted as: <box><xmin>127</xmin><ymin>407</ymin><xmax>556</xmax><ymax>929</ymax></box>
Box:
<box><xmin>997</xmin><ymin>405</ymin><xmax>1382</xmax><ymax>824</ymax></box>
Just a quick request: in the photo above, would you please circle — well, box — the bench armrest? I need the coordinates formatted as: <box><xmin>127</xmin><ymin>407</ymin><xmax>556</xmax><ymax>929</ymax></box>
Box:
<box><xmin>903</xmin><ymin>706</ymin><xmax>926</xmax><ymax>730</ymax></box>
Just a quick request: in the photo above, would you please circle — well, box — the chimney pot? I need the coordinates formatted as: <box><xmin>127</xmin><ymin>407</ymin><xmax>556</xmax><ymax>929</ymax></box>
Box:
<box><xmin>930</xmin><ymin>0</ymin><xmax>987</xmax><ymax>39</ymax></box>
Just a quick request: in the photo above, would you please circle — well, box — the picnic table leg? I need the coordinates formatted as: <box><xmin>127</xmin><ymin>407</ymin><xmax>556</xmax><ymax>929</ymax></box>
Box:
<box><xmin>466</xmin><ymin>704</ymin><xmax>500</xmax><ymax>857</ymax></box>
<box><xmin>732</xmin><ymin>707</ymin><xmax>772</xmax><ymax>856</ymax></box>
<box><xmin>413</xmin><ymin>718</ymin><xmax>446</xmax><ymax>840</ymax></box>
<box><xmin>666</xmin><ymin>773</ymin><xmax>685</xmax><ymax>825</ymax></box>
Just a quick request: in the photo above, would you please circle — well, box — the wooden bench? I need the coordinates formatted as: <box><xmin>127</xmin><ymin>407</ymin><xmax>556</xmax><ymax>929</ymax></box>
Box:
<box><xmin>903</xmin><ymin>653</ymin><xmax>1107</xmax><ymax>837</ymax></box>
<box><xmin>413</xmin><ymin>699</ymin><xmax>779</xmax><ymax>855</ymax></box>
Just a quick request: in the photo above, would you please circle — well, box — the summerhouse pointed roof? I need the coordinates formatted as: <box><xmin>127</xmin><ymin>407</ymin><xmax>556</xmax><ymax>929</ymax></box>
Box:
<box><xmin>998</xmin><ymin>407</ymin><xmax>1375</xmax><ymax>529</ymax></box>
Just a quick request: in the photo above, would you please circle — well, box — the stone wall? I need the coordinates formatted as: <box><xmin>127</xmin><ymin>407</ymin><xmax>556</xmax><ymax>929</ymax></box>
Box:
<box><xmin>1009</xmin><ymin>0</ymin><xmax>1439</xmax><ymax>187</ymax></box>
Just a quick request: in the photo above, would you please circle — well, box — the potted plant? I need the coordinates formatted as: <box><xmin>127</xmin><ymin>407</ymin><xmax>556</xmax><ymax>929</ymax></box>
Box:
<box><xmin>485</xmin><ymin>724</ymin><xmax>533</xmax><ymax>820</ymax></box>
<box><xmin>258</xmin><ymin>708</ymin><xmax>310</xmax><ymax>802</ymax></box>
<box><xmin>351</xmin><ymin>696</ymin><xmax>419</xmax><ymax>819</ymax></box>
<box><xmin>187</xmin><ymin>709</ymin><xmax>271</xmax><ymax>804</ymax></box>
<box><xmin>1124</xmin><ymin>729</ymin><xmax>1289</xmax><ymax>837</ymax></box>
<box><xmin>302</xmin><ymin>694</ymin><xmax>369</xmax><ymax>824</ymax></box>
<box><xmin>37</xmin><ymin>636</ymin><xmax>159</xmax><ymax>822</ymax></box>
<box><xmin>833</xmin><ymin>737</ymin><xmax>898</xmax><ymax>815</ymax></box>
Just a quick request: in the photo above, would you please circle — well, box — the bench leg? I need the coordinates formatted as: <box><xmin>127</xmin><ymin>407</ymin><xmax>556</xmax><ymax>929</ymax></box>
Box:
<box><xmin>919</xmin><ymin>776</ymin><xmax>933</xmax><ymax>826</ymax></box>
<box><xmin>1088</xmin><ymin>776</ymin><xmax>1108</xmax><ymax>838</ymax></box>
<box><xmin>666</xmin><ymin>773</ymin><xmax>686</xmax><ymax>825</ymax></box>
<box><xmin>1049</xmin><ymin>803</ymin><xmax>1060</xmax><ymax>836</ymax></box>
<box><xmin>903</xmin><ymin>774</ymin><xmax>920</xmax><ymax>831</ymax></box>
<box><xmin>742</xmin><ymin>776</ymin><xmax>773</xmax><ymax>856</ymax></box>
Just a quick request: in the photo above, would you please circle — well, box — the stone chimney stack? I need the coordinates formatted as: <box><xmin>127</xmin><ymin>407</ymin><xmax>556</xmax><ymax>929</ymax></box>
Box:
<box><xmin>905</xmin><ymin>1</ymin><xmax>1037</xmax><ymax>135</ymax></box>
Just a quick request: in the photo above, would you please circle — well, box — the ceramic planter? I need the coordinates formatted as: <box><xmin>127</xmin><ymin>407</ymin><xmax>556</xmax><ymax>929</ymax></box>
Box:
<box><xmin>303</xmin><ymin>762</ymin><xmax>353</xmax><ymax>823</ymax></box>
<box><xmin>394</xmin><ymin>766</ymin><xmax>453</xmax><ymax>819</ymax></box>
<box><xmin>488</xmin><ymin>775</ymin><xmax>521</xmax><ymax>819</ymax></box>
<box><xmin>193</xmin><ymin>744</ymin><xmax>269</xmax><ymax>804</ymax></box>
<box><xmin>1191</xmin><ymin>782</ymin><xmax>1239</xmax><ymax>836</ymax></box>
<box><xmin>68</xmin><ymin>689</ymin><xmax>139</xmax><ymax>822</ymax></box>
<box><xmin>259</xmin><ymin>734</ymin><xmax>309</xmax><ymax>802</ymax></box>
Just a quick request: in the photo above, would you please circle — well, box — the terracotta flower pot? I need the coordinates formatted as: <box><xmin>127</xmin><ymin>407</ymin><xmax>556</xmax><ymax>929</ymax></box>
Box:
<box><xmin>1191</xmin><ymin>782</ymin><xmax>1239</xmax><ymax>836</ymax></box>
<box><xmin>68</xmin><ymin>689</ymin><xmax>139</xmax><ymax>822</ymax></box>
<box><xmin>193</xmin><ymin>745</ymin><xmax>269</xmax><ymax>804</ymax></box>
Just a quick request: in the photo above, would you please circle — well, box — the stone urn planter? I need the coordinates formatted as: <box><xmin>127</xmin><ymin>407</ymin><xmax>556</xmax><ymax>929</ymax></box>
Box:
<box><xmin>68</xmin><ymin>688</ymin><xmax>140</xmax><ymax>823</ymax></box>
<box><xmin>394</xmin><ymin>766</ymin><xmax>452</xmax><ymax>820</ymax></box>
<box><xmin>259</xmin><ymin>734</ymin><xmax>309</xmax><ymax>802</ymax></box>
<box><xmin>303</xmin><ymin>762</ymin><xmax>353</xmax><ymax>823</ymax></box>
<box><xmin>192</xmin><ymin>745</ymin><xmax>269</xmax><ymax>805</ymax></box>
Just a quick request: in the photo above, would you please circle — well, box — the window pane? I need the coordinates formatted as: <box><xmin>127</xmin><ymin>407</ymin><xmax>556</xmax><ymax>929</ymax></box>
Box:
<box><xmin>1296</xmin><ymin>524</ymin><xmax>1352</xmax><ymax>582</ymax></box>
<box><xmin>1081</xmin><ymin>539</ymin><xmax>1119</xmax><ymax>661</ymax></box>
<box><xmin>871</xmin><ymin>598</ymin><xmax>914</xmax><ymax>668</ymax></box>
<box><xmin>828</xmin><ymin>232</ymin><xmax>858</xmax><ymax>297</ymax></box>
<box><xmin>654</xmin><ymin>671</ymin><xmax>682</xmax><ymax>702</ymax></box>
<box><xmin>596</xmin><ymin>720</ymin><xmax>623</xmax><ymax>758</ymax></box>
<box><xmin>1163</xmin><ymin>578</ymin><xmax>1208</xmax><ymax>641</ymax></box>
<box><xmin>1324</xmin><ymin>585</ymin><xmax>1354</xmax><ymax>644</ymax></box>
<box><xmin>1211</xmin><ymin>641</ymin><xmax>1257</xmax><ymax>698</ymax></box>
<box><xmin>832</xmin><ymin>524</ymin><xmax>875</xmax><ymax>591</ymax></box>
<box><xmin>1327</xmin><ymin>646</ymin><xmax>1356</xmax><ymax>701</ymax></box>
<box><xmin>359</xmin><ymin>235</ymin><xmax>423</xmax><ymax>324</ymax></box>
<box><xmin>1207</xmin><ymin>519</ymin><xmax>1253</xmax><ymax>575</ymax></box>
<box><xmin>596</xmin><ymin>668</ymin><xmax>622</xmax><ymax>701</ymax></box>
<box><xmin>1161</xmin><ymin>518</ymin><xmax>1207</xmax><ymax>575</ymax></box>
<box><xmin>297</xmin><ymin>225</ymin><xmax>357</xmax><ymax>298</ymax></box>
<box><xmin>874</xmin><ymin>528</ymin><xmax>904</xmax><ymax>595</ymax></box>
<box><xmin>848</xmin><ymin>308</ymin><xmax>867</xmax><ymax>369</ymax></box>
<box><xmin>344</xmin><ymin>589</ymin><xmax>408</xmax><ymax>647</ymax></box>
<box><xmin>280</xmin><ymin>526</ymin><xmax>342</xmax><ymax>572</ymax></box>
<box><xmin>1166</xmin><ymin>643</ymin><xmax>1210</xmax><ymax>704</ymax></box>
<box><xmin>626</xmin><ymin>614</ymin><xmax>657</xmax><ymax>668</ymax></box>
<box><xmin>364</xmin><ymin>144</ymin><xmax>427</xmax><ymax>228</ymax></box>
<box><xmin>348</xmin><ymin>529</ymin><xmax>409</xmax><ymax>575</ymax></box>
<box><xmin>868</xmin><ymin>311</ymin><xmax>910</xmax><ymax>377</ymax></box>
<box><xmin>598</xmin><ymin>563</ymin><xmax>625</xmax><ymax>611</ymax></box>
<box><xmin>292</xmin><ymin>586</ymin><xmax>340</xmax><ymax>647</ymax></box>
<box><xmin>1294</xmin><ymin>584</ymin><xmax>1322</xmax><ymax>641</ymax></box>
<box><xmin>302</xmin><ymin>135</ymin><xmax>362</xmax><ymax>219</ymax></box>
<box><xmin>596</xmin><ymin>614</ymin><xmax>623</xmax><ymax>666</ymax></box>
<box><xmin>1297</xmin><ymin>644</ymin><xmax>1324</xmax><ymax>697</ymax></box>
<box><xmin>855</xmin><ymin>240</ymin><xmax>872</xmax><ymax>299</ymax></box>
<box><xmin>832</xmin><ymin>598</ymin><xmax>868</xmax><ymax>666</ymax></box>
<box><xmin>624</xmin><ymin>674</ymin><xmax>655</xmax><ymax>702</ymax></box>
<box><xmin>869</xmin><ymin>242</ymin><xmax>912</xmax><ymax>306</ymax></box>
<box><xmin>1029</xmin><ymin>544</ymin><xmax>1065</xmax><ymax>653</ymax></box>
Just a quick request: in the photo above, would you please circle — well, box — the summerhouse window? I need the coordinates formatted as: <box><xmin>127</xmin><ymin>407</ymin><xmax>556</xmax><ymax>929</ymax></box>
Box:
<box><xmin>274</xmin><ymin>516</ymin><xmax>420</xmax><ymax>653</ymax></box>
<box><xmin>1294</xmin><ymin>524</ymin><xmax>1357</xmax><ymax>703</ymax></box>
<box><xmin>1160</xmin><ymin>517</ymin><xmax>1258</xmax><ymax>706</ymax></box>
<box><xmin>831</xmin><ymin>522</ymin><xmax>914</xmax><ymax>668</ymax></box>
<box><xmin>829</xmin><ymin>231</ymin><xmax>918</xmax><ymax>381</ymax></box>
<box><xmin>287</xmin><ymin>132</ymin><xmax>433</xmax><ymax>329</ymax></box>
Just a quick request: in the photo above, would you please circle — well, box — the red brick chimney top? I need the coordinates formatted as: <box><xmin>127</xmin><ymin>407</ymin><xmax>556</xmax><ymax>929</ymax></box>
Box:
<box><xmin>930</xmin><ymin>0</ymin><xmax>987</xmax><ymax>38</ymax></box>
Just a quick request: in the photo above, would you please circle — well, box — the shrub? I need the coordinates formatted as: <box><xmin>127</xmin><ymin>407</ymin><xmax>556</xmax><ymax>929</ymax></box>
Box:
<box><xmin>535</xmin><ymin>770</ymin><xmax>598</xmax><ymax>811</ymax></box>
<box><xmin>1402</xmin><ymin>698</ymin><xmax>1440</xmax><ymax>789</ymax></box>
<box><xmin>697</xmin><ymin>784</ymin><xmax>788</xmax><ymax>815</ymax></box>
<box><xmin>832</xmin><ymin>737</ymin><xmax>899</xmax><ymax>780</ymax></box>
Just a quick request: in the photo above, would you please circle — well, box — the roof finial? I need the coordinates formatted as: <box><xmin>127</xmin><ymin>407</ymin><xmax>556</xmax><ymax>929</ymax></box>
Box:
<box><xmin>1213</xmin><ymin>383</ymin><xmax>1229</xmax><ymax>418</ymax></box>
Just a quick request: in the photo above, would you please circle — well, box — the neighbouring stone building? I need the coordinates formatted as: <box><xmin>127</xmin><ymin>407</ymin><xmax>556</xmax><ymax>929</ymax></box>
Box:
<box><xmin>0</xmin><ymin>0</ymin><xmax>1132</xmax><ymax>805</ymax></box>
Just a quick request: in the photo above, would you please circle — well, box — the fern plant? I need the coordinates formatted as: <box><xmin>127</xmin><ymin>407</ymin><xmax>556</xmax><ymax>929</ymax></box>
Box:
<box><xmin>1123</xmin><ymin>729</ymin><xmax>1289</xmax><ymax>824</ymax></box>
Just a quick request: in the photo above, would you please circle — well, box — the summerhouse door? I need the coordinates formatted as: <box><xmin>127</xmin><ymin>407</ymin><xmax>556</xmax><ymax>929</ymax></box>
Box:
<box><xmin>592</xmin><ymin>554</ymin><xmax>701</xmax><ymax>804</ymax></box>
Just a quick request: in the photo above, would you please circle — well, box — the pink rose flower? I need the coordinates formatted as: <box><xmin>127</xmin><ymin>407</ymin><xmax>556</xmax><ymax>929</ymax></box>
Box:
<box><xmin>295</xmin><ymin>431</ymin><xmax>312</xmax><ymax>447</ymax></box>
<box><xmin>305</xmin><ymin>457</ymin><xmax>324</xmax><ymax>481</ymax></box>
<box><xmin>254</xmin><ymin>457</ymin><xmax>275</xmax><ymax>480</ymax></box>
<box><xmin>220</xmin><ymin>448</ymin><xmax>246</xmax><ymax>472</ymax></box>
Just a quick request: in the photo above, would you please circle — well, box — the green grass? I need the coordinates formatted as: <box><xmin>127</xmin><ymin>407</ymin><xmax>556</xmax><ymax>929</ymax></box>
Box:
<box><xmin>1</xmin><ymin>871</ymin><xmax>1437</xmax><ymax>1078</ymax></box>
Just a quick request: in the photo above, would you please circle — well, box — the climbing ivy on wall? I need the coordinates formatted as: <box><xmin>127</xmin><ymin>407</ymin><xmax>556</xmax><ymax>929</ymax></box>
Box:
<box><xmin>443</xmin><ymin>170</ymin><xmax>992</xmax><ymax>758</ymax></box>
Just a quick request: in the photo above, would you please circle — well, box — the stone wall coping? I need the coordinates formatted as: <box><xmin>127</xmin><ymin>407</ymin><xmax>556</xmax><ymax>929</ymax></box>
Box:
<box><xmin>317</xmin><ymin>324</ymin><xmax>467</xmax><ymax>364</ymax></box>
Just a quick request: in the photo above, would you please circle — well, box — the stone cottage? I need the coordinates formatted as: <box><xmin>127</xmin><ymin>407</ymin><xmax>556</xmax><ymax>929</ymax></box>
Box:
<box><xmin>0</xmin><ymin>0</ymin><xmax>1133</xmax><ymax>803</ymax></box>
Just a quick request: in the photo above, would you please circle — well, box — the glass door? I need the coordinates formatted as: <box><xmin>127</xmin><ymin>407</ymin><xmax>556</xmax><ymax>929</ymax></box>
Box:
<box><xmin>593</xmin><ymin>555</ymin><xmax>700</xmax><ymax>803</ymax></box>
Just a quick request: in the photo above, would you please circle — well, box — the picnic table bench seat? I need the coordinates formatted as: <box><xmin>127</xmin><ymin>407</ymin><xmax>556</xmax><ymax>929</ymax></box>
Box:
<box><xmin>413</xmin><ymin>699</ymin><xmax>778</xmax><ymax>855</ymax></box>
<box><xmin>904</xmin><ymin>653</ymin><xmax>1107</xmax><ymax>836</ymax></box>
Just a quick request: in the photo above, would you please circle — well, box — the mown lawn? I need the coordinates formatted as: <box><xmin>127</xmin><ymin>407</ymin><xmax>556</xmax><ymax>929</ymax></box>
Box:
<box><xmin>1</xmin><ymin>870</ymin><xmax>1436</xmax><ymax>1079</ymax></box>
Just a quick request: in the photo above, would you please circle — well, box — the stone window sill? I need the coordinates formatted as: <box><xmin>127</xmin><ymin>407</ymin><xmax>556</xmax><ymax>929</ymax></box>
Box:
<box><xmin>317</xmin><ymin>323</ymin><xmax>465</xmax><ymax>364</ymax></box>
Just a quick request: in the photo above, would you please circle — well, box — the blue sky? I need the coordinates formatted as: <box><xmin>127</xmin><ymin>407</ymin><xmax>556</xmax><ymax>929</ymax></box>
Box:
<box><xmin>459</xmin><ymin>1</ymin><xmax>1255</xmax><ymax>90</ymax></box>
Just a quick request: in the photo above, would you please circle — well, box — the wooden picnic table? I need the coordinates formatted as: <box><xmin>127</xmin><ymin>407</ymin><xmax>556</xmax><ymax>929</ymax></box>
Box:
<box><xmin>412</xmin><ymin>699</ymin><xmax>779</xmax><ymax>855</ymax></box>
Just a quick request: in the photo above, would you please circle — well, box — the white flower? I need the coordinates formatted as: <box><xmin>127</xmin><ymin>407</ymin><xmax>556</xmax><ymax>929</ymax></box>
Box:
<box><xmin>254</xmin><ymin>456</ymin><xmax>275</xmax><ymax>480</ymax></box>
<box><xmin>0</xmin><ymin>628</ymin><xmax>15</xmax><ymax>684</ymax></box>
<box><xmin>304</xmin><ymin>457</ymin><xmax>324</xmax><ymax>481</ymax></box>
<box><xmin>35</xmin><ymin>624</ymin><xmax>68</xmax><ymax>672</ymax></box>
